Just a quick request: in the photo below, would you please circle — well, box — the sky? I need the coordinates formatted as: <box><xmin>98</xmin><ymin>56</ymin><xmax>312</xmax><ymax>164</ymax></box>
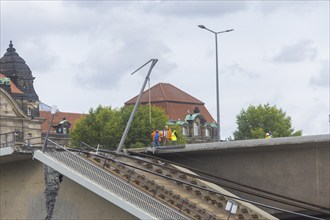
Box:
<box><xmin>1</xmin><ymin>1</ymin><xmax>329</xmax><ymax>139</ymax></box>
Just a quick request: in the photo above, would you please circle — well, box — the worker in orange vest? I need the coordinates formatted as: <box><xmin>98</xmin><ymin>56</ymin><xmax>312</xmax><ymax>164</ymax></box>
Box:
<box><xmin>162</xmin><ymin>125</ymin><xmax>172</xmax><ymax>146</ymax></box>
<box><xmin>151</xmin><ymin>129</ymin><xmax>162</xmax><ymax>147</ymax></box>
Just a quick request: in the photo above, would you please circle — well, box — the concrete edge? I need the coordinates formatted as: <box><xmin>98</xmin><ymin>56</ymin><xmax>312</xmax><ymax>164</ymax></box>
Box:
<box><xmin>0</xmin><ymin>147</ymin><xmax>14</xmax><ymax>156</ymax></box>
<box><xmin>33</xmin><ymin>150</ymin><xmax>158</xmax><ymax>220</ymax></box>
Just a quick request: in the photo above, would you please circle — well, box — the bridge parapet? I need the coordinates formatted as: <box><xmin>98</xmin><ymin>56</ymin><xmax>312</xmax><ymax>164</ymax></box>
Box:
<box><xmin>150</xmin><ymin>134</ymin><xmax>330</xmax><ymax>218</ymax></box>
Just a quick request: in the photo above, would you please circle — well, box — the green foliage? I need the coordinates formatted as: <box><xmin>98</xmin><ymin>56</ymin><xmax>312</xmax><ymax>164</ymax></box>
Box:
<box><xmin>70</xmin><ymin>105</ymin><xmax>122</xmax><ymax>149</ymax></box>
<box><xmin>120</xmin><ymin>105</ymin><xmax>168</xmax><ymax>147</ymax></box>
<box><xmin>70</xmin><ymin>104</ymin><xmax>169</xmax><ymax>149</ymax></box>
<box><xmin>233</xmin><ymin>104</ymin><xmax>302</xmax><ymax>140</ymax></box>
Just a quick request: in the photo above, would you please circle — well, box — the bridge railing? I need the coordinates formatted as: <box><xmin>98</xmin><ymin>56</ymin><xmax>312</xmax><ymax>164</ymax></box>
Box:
<box><xmin>39</xmin><ymin>140</ymin><xmax>189</xmax><ymax>220</ymax></box>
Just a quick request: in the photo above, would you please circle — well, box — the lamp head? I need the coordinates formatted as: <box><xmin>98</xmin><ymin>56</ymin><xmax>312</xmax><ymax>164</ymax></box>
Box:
<box><xmin>198</xmin><ymin>25</ymin><xmax>206</xmax><ymax>29</ymax></box>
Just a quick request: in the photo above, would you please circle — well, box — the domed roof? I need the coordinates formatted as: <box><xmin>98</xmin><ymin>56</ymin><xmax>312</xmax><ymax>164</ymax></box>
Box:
<box><xmin>0</xmin><ymin>41</ymin><xmax>39</xmax><ymax>101</ymax></box>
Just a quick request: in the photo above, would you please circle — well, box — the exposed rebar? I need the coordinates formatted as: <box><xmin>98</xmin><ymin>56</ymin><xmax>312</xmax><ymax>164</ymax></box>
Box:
<box><xmin>43</xmin><ymin>165</ymin><xmax>63</xmax><ymax>220</ymax></box>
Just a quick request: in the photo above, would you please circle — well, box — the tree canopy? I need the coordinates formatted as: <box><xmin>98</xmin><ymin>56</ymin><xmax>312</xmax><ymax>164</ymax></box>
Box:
<box><xmin>233</xmin><ymin>104</ymin><xmax>302</xmax><ymax>140</ymax></box>
<box><xmin>70</xmin><ymin>104</ymin><xmax>183</xmax><ymax>149</ymax></box>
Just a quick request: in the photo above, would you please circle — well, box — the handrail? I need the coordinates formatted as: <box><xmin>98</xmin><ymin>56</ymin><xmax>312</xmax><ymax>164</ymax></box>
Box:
<box><xmin>40</xmin><ymin>140</ymin><xmax>189</xmax><ymax>220</ymax></box>
<box><xmin>0</xmin><ymin>131</ymin><xmax>19</xmax><ymax>148</ymax></box>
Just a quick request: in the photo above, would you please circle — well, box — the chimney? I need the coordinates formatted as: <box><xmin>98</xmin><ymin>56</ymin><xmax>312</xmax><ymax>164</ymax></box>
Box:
<box><xmin>194</xmin><ymin>106</ymin><xmax>200</xmax><ymax>113</ymax></box>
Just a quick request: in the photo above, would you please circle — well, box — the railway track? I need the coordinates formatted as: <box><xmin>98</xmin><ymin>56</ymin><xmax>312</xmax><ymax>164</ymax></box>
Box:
<box><xmin>18</xmin><ymin>139</ymin><xmax>329</xmax><ymax>219</ymax></box>
<box><xmin>72</xmin><ymin>147</ymin><xmax>273</xmax><ymax>220</ymax></box>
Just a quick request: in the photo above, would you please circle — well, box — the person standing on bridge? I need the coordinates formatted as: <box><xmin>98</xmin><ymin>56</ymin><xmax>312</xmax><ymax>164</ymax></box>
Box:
<box><xmin>171</xmin><ymin>128</ymin><xmax>178</xmax><ymax>145</ymax></box>
<box><xmin>151</xmin><ymin>129</ymin><xmax>161</xmax><ymax>147</ymax></box>
<box><xmin>162</xmin><ymin>125</ymin><xmax>172</xmax><ymax>146</ymax></box>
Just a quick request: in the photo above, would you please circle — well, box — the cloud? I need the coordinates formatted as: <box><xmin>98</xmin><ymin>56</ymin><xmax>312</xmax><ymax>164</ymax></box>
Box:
<box><xmin>65</xmin><ymin>1</ymin><xmax>247</xmax><ymax>18</ymax></box>
<box><xmin>141</xmin><ymin>1</ymin><xmax>247</xmax><ymax>17</ymax></box>
<box><xmin>272</xmin><ymin>40</ymin><xmax>317</xmax><ymax>63</ymax></box>
<box><xmin>310</xmin><ymin>61</ymin><xmax>329</xmax><ymax>88</ymax></box>
<box><xmin>223</xmin><ymin>63</ymin><xmax>259</xmax><ymax>78</ymax></box>
<box><xmin>73</xmin><ymin>35</ymin><xmax>177</xmax><ymax>90</ymax></box>
<box><xmin>254</xmin><ymin>1</ymin><xmax>325</xmax><ymax>15</ymax></box>
<box><xmin>19</xmin><ymin>40</ymin><xmax>60</xmax><ymax>74</ymax></box>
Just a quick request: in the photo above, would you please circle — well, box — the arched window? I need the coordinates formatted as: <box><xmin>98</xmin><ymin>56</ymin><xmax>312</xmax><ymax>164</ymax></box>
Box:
<box><xmin>194</xmin><ymin>122</ymin><xmax>199</xmax><ymax>136</ymax></box>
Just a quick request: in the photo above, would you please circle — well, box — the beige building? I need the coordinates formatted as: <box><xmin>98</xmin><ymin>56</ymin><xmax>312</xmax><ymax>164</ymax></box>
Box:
<box><xmin>0</xmin><ymin>41</ymin><xmax>44</xmax><ymax>146</ymax></box>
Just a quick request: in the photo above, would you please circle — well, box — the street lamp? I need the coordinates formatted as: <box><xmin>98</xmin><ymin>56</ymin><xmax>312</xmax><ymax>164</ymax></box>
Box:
<box><xmin>198</xmin><ymin>25</ymin><xmax>234</xmax><ymax>142</ymax></box>
<box><xmin>42</xmin><ymin>105</ymin><xmax>58</xmax><ymax>152</ymax></box>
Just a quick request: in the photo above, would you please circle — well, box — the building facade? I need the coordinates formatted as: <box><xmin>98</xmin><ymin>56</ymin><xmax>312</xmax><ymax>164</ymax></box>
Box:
<box><xmin>0</xmin><ymin>41</ymin><xmax>44</xmax><ymax>146</ymax></box>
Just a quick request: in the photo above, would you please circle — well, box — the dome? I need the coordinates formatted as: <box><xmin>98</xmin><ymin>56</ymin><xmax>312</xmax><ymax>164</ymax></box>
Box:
<box><xmin>0</xmin><ymin>41</ymin><xmax>39</xmax><ymax>101</ymax></box>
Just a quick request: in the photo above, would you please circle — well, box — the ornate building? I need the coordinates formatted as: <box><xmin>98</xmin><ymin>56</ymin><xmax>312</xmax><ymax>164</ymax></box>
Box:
<box><xmin>125</xmin><ymin>83</ymin><xmax>218</xmax><ymax>143</ymax></box>
<box><xmin>0</xmin><ymin>41</ymin><xmax>44</xmax><ymax>146</ymax></box>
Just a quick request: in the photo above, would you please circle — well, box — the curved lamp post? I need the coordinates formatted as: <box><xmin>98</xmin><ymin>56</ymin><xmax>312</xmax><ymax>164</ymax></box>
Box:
<box><xmin>198</xmin><ymin>25</ymin><xmax>234</xmax><ymax>142</ymax></box>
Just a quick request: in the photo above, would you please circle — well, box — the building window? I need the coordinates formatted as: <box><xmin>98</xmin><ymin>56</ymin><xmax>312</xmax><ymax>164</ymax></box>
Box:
<box><xmin>205</xmin><ymin>127</ymin><xmax>210</xmax><ymax>137</ymax></box>
<box><xmin>182</xmin><ymin>126</ymin><xmax>187</xmax><ymax>135</ymax></box>
<box><xmin>194</xmin><ymin>122</ymin><xmax>199</xmax><ymax>136</ymax></box>
<box><xmin>27</xmin><ymin>108</ymin><xmax>32</xmax><ymax>116</ymax></box>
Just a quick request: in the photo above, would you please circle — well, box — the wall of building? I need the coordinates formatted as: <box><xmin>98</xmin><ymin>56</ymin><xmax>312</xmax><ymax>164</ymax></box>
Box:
<box><xmin>0</xmin><ymin>88</ymin><xmax>43</xmax><ymax>145</ymax></box>
<box><xmin>0</xmin><ymin>157</ymin><xmax>138</xmax><ymax>220</ymax></box>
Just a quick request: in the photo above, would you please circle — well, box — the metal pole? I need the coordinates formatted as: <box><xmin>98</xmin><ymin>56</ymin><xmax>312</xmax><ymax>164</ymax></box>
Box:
<box><xmin>198</xmin><ymin>25</ymin><xmax>233</xmax><ymax>142</ymax></box>
<box><xmin>215</xmin><ymin>33</ymin><xmax>221</xmax><ymax>142</ymax></box>
<box><xmin>42</xmin><ymin>114</ymin><xmax>55</xmax><ymax>152</ymax></box>
<box><xmin>116</xmin><ymin>59</ymin><xmax>158</xmax><ymax>153</ymax></box>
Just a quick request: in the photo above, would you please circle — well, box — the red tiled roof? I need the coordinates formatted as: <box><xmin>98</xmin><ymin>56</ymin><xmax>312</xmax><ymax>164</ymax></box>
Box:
<box><xmin>125</xmin><ymin>83</ymin><xmax>215</xmax><ymax>123</ymax></box>
<box><xmin>125</xmin><ymin>83</ymin><xmax>204</xmax><ymax>105</ymax></box>
<box><xmin>40</xmin><ymin>111</ymin><xmax>87</xmax><ymax>133</ymax></box>
<box><xmin>0</xmin><ymin>73</ymin><xmax>24</xmax><ymax>94</ymax></box>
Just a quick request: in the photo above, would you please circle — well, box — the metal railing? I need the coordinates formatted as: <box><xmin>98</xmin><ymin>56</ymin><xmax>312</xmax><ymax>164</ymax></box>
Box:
<box><xmin>40</xmin><ymin>140</ymin><xmax>189</xmax><ymax>220</ymax></box>
<box><xmin>0</xmin><ymin>131</ymin><xmax>22</xmax><ymax>148</ymax></box>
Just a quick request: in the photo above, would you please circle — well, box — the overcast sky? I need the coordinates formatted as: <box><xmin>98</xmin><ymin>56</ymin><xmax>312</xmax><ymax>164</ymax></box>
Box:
<box><xmin>1</xmin><ymin>1</ymin><xmax>329</xmax><ymax>139</ymax></box>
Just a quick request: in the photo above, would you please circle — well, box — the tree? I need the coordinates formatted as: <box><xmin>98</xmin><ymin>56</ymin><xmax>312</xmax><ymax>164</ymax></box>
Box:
<box><xmin>70</xmin><ymin>105</ymin><xmax>122</xmax><ymax>149</ymax></box>
<box><xmin>233</xmin><ymin>104</ymin><xmax>302</xmax><ymax>140</ymax></box>
<box><xmin>120</xmin><ymin>105</ymin><xmax>168</xmax><ymax>147</ymax></box>
<box><xmin>70</xmin><ymin>105</ymin><xmax>171</xmax><ymax>149</ymax></box>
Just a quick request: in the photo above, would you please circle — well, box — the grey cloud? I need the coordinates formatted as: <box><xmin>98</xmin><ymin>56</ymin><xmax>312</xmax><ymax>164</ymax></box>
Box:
<box><xmin>310</xmin><ymin>61</ymin><xmax>329</xmax><ymax>88</ymax></box>
<box><xmin>141</xmin><ymin>1</ymin><xmax>247</xmax><ymax>17</ymax></box>
<box><xmin>1</xmin><ymin>1</ymin><xmax>103</xmax><ymax>40</ymax></box>
<box><xmin>66</xmin><ymin>1</ymin><xmax>247</xmax><ymax>17</ymax></box>
<box><xmin>272</xmin><ymin>40</ymin><xmax>317</xmax><ymax>63</ymax></box>
<box><xmin>20</xmin><ymin>40</ymin><xmax>60</xmax><ymax>74</ymax></box>
<box><xmin>255</xmin><ymin>1</ymin><xmax>324</xmax><ymax>15</ymax></box>
<box><xmin>223</xmin><ymin>63</ymin><xmax>259</xmax><ymax>78</ymax></box>
<box><xmin>74</xmin><ymin>35</ymin><xmax>177</xmax><ymax>90</ymax></box>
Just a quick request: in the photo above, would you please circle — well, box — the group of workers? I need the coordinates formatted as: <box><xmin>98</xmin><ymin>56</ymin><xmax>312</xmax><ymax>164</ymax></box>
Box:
<box><xmin>151</xmin><ymin>125</ymin><xmax>178</xmax><ymax>147</ymax></box>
